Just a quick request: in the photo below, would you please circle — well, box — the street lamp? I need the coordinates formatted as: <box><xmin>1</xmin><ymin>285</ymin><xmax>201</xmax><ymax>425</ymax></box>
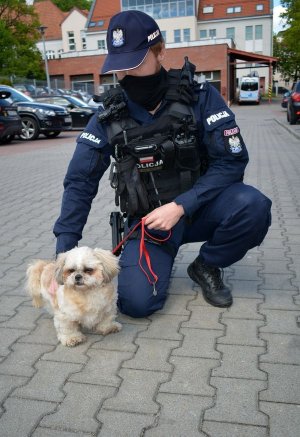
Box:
<box><xmin>38</xmin><ymin>25</ymin><xmax>51</xmax><ymax>92</ymax></box>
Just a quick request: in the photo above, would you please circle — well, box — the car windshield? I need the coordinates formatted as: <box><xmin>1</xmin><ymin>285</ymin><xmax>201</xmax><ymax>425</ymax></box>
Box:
<box><xmin>0</xmin><ymin>87</ymin><xmax>34</xmax><ymax>103</ymax></box>
<box><xmin>66</xmin><ymin>96</ymin><xmax>90</xmax><ymax>107</ymax></box>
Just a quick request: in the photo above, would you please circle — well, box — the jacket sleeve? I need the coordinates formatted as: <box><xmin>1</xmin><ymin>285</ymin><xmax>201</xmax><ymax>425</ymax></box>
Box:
<box><xmin>174</xmin><ymin>83</ymin><xmax>249</xmax><ymax>217</ymax></box>
<box><xmin>53</xmin><ymin>113</ymin><xmax>112</xmax><ymax>254</ymax></box>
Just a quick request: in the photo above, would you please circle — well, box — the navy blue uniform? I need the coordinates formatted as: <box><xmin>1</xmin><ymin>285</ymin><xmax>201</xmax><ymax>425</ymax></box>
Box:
<box><xmin>54</xmin><ymin>83</ymin><xmax>271</xmax><ymax>317</ymax></box>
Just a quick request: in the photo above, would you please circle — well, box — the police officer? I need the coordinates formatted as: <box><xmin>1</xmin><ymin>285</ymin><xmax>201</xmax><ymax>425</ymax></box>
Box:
<box><xmin>54</xmin><ymin>10</ymin><xmax>272</xmax><ymax>317</ymax></box>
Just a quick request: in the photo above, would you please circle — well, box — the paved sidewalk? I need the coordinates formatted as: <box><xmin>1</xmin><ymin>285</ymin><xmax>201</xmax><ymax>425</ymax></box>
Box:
<box><xmin>0</xmin><ymin>100</ymin><xmax>299</xmax><ymax>437</ymax></box>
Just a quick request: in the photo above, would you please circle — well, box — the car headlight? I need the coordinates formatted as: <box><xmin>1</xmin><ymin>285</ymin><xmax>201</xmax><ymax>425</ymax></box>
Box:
<box><xmin>35</xmin><ymin>108</ymin><xmax>56</xmax><ymax>116</ymax></box>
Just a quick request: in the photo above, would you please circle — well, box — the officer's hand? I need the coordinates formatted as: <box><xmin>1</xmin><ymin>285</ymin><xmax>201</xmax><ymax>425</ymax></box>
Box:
<box><xmin>144</xmin><ymin>202</ymin><xmax>184</xmax><ymax>231</ymax></box>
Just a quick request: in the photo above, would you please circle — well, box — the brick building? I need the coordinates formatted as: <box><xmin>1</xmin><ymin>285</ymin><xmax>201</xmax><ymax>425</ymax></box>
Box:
<box><xmin>36</xmin><ymin>0</ymin><xmax>277</xmax><ymax>102</ymax></box>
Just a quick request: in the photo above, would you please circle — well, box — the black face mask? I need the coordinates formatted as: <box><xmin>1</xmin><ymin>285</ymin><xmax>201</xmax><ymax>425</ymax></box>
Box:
<box><xmin>119</xmin><ymin>67</ymin><xmax>169</xmax><ymax>111</ymax></box>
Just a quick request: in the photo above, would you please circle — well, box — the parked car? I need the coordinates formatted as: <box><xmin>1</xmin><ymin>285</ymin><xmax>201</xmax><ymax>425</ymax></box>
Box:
<box><xmin>0</xmin><ymin>85</ymin><xmax>72</xmax><ymax>140</ymax></box>
<box><xmin>0</xmin><ymin>90</ymin><xmax>22</xmax><ymax>144</ymax></box>
<box><xmin>281</xmin><ymin>91</ymin><xmax>291</xmax><ymax>109</ymax></box>
<box><xmin>34</xmin><ymin>95</ymin><xmax>97</xmax><ymax>128</ymax></box>
<box><xmin>287</xmin><ymin>81</ymin><xmax>300</xmax><ymax>125</ymax></box>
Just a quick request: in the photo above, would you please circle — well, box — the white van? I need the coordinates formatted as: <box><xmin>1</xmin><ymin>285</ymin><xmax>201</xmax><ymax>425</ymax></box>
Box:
<box><xmin>238</xmin><ymin>76</ymin><xmax>261</xmax><ymax>104</ymax></box>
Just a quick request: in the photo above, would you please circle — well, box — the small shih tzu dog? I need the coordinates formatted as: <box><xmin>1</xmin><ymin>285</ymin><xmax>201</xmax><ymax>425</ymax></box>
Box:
<box><xmin>26</xmin><ymin>246</ymin><xmax>121</xmax><ymax>347</ymax></box>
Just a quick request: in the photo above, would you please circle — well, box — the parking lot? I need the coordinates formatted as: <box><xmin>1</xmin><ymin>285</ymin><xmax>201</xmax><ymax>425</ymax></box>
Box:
<box><xmin>0</xmin><ymin>100</ymin><xmax>300</xmax><ymax>436</ymax></box>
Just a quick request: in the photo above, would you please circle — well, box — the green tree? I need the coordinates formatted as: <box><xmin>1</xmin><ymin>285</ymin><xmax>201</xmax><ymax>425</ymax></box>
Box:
<box><xmin>52</xmin><ymin>0</ymin><xmax>92</xmax><ymax>12</ymax></box>
<box><xmin>274</xmin><ymin>0</ymin><xmax>300</xmax><ymax>80</ymax></box>
<box><xmin>0</xmin><ymin>0</ymin><xmax>44</xmax><ymax>79</ymax></box>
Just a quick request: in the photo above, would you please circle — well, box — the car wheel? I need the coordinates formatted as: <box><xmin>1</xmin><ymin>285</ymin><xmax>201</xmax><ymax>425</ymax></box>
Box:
<box><xmin>43</xmin><ymin>131</ymin><xmax>60</xmax><ymax>138</ymax></box>
<box><xmin>19</xmin><ymin>116</ymin><xmax>39</xmax><ymax>141</ymax></box>
<box><xmin>289</xmin><ymin>110</ymin><xmax>297</xmax><ymax>125</ymax></box>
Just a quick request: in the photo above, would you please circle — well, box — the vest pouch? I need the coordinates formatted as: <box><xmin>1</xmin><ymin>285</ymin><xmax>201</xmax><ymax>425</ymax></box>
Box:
<box><xmin>174</xmin><ymin>135</ymin><xmax>201</xmax><ymax>172</ymax></box>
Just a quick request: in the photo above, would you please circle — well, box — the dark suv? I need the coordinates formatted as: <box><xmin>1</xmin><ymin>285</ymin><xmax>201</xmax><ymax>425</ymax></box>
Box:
<box><xmin>0</xmin><ymin>90</ymin><xmax>22</xmax><ymax>144</ymax></box>
<box><xmin>287</xmin><ymin>81</ymin><xmax>300</xmax><ymax>125</ymax></box>
<box><xmin>0</xmin><ymin>85</ymin><xmax>72</xmax><ymax>140</ymax></box>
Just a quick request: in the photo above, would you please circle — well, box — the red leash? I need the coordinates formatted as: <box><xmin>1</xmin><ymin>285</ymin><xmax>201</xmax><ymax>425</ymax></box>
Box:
<box><xmin>112</xmin><ymin>218</ymin><xmax>172</xmax><ymax>295</ymax></box>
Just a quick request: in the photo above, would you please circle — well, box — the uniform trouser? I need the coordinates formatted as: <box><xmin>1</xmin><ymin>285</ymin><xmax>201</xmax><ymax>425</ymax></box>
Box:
<box><xmin>117</xmin><ymin>182</ymin><xmax>272</xmax><ymax>318</ymax></box>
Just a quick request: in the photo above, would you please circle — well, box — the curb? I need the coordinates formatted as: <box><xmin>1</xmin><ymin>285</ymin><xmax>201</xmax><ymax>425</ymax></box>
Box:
<box><xmin>274</xmin><ymin>118</ymin><xmax>300</xmax><ymax>141</ymax></box>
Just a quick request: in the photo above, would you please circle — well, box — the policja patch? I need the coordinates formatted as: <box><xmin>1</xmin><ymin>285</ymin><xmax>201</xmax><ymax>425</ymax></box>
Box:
<box><xmin>223</xmin><ymin>126</ymin><xmax>244</xmax><ymax>156</ymax></box>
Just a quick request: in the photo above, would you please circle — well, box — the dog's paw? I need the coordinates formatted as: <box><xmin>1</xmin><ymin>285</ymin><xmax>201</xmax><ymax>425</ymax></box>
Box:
<box><xmin>61</xmin><ymin>334</ymin><xmax>87</xmax><ymax>347</ymax></box>
<box><xmin>96</xmin><ymin>321</ymin><xmax>122</xmax><ymax>335</ymax></box>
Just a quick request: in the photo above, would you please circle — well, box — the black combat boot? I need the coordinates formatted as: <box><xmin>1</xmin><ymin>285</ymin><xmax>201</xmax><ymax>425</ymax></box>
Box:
<box><xmin>187</xmin><ymin>256</ymin><xmax>233</xmax><ymax>307</ymax></box>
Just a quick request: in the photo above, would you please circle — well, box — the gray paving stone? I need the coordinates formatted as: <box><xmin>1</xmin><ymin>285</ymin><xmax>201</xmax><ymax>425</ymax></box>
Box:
<box><xmin>69</xmin><ymin>349</ymin><xmax>132</xmax><ymax>387</ymax></box>
<box><xmin>260</xmin><ymin>401</ymin><xmax>300</xmax><ymax>437</ymax></box>
<box><xmin>202</xmin><ymin>421</ymin><xmax>267</xmax><ymax>437</ymax></box>
<box><xmin>40</xmin><ymin>382</ymin><xmax>115</xmax><ymax>433</ymax></box>
<box><xmin>102</xmin><ymin>368</ymin><xmax>169</xmax><ymax>414</ymax></box>
<box><xmin>205</xmin><ymin>377</ymin><xmax>267</xmax><ymax>425</ymax></box>
<box><xmin>258</xmin><ymin>273</ymin><xmax>298</xmax><ymax>291</ymax></box>
<box><xmin>173</xmin><ymin>328</ymin><xmax>221</xmax><ymax>359</ymax></box>
<box><xmin>160</xmin><ymin>356</ymin><xmax>218</xmax><ymax>396</ymax></box>
<box><xmin>260</xmin><ymin>290</ymin><xmax>299</xmax><ymax>310</ymax></box>
<box><xmin>91</xmin><ymin>322</ymin><xmax>145</xmax><ymax>352</ymax></box>
<box><xmin>0</xmin><ymin>397</ymin><xmax>56</xmax><ymax>437</ymax></box>
<box><xmin>98</xmin><ymin>410</ymin><xmax>154</xmax><ymax>437</ymax></box>
<box><xmin>222</xmin><ymin>297</ymin><xmax>264</xmax><ymax>320</ymax></box>
<box><xmin>260</xmin><ymin>363</ymin><xmax>300</xmax><ymax>404</ymax></box>
<box><xmin>260</xmin><ymin>333</ymin><xmax>300</xmax><ymax>364</ymax></box>
<box><xmin>218</xmin><ymin>318</ymin><xmax>265</xmax><ymax>346</ymax></box>
<box><xmin>12</xmin><ymin>360</ymin><xmax>82</xmax><ymax>401</ymax></box>
<box><xmin>230</xmin><ymin>279</ymin><xmax>262</xmax><ymax>298</ymax></box>
<box><xmin>0</xmin><ymin>374</ymin><xmax>28</xmax><ymax>409</ymax></box>
<box><xmin>140</xmin><ymin>314</ymin><xmax>187</xmax><ymax>340</ymax></box>
<box><xmin>168</xmin><ymin>277</ymin><xmax>196</xmax><ymax>295</ymax></box>
<box><xmin>144</xmin><ymin>393</ymin><xmax>213</xmax><ymax>437</ymax></box>
<box><xmin>0</xmin><ymin>295</ymin><xmax>28</xmax><ymax>316</ymax></box>
<box><xmin>213</xmin><ymin>344</ymin><xmax>266</xmax><ymax>380</ymax></box>
<box><xmin>156</xmin><ymin>293</ymin><xmax>191</xmax><ymax>315</ymax></box>
<box><xmin>0</xmin><ymin>342</ymin><xmax>51</xmax><ymax>377</ymax></box>
<box><xmin>182</xmin><ymin>305</ymin><xmax>225</xmax><ymax>329</ymax></box>
<box><xmin>0</xmin><ymin>327</ymin><xmax>30</xmax><ymax>357</ymax></box>
<box><xmin>259</xmin><ymin>309</ymin><xmax>300</xmax><ymax>334</ymax></box>
<box><xmin>42</xmin><ymin>337</ymin><xmax>98</xmax><ymax>363</ymax></box>
<box><xmin>19</xmin><ymin>315</ymin><xmax>59</xmax><ymax>345</ymax></box>
<box><xmin>229</xmin><ymin>265</ymin><xmax>262</xmax><ymax>281</ymax></box>
<box><xmin>122</xmin><ymin>338</ymin><xmax>179</xmax><ymax>372</ymax></box>
<box><xmin>33</xmin><ymin>428</ymin><xmax>93</xmax><ymax>437</ymax></box>
<box><xmin>2</xmin><ymin>305</ymin><xmax>42</xmax><ymax>330</ymax></box>
<box><xmin>260</xmin><ymin>248</ymin><xmax>290</xmax><ymax>260</ymax></box>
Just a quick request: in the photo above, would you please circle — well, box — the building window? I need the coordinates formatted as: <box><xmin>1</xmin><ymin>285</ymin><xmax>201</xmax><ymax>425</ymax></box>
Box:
<box><xmin>58</xmin><ymin>49</ymin><xmax>64</xmax><ymax>58</ymax></box>
<box><xmin>256</xmin><ymin>4</ymin><xmax>264</xmax><ymax>11</ymax></box>
<box><xmin>97</xmin><ymin>40</ymin><xmax>106</xmax><ymax>50</ymax></box>
<box><xmin>174</xmin><ymin>29</ymin><xmax>181</xmax><ymax>43</ymax></box>
<box><xmin>209</xmin><ymin>28</ymin><xmax>216</xmax><ymax>38</ymax></box>
<box><xmin>227</xmin><ymin>6</ymin><xmax>242</xmax><ymax>13</ymax></box>
<box><xmin>245</xmin><ymin>26</ymin><xmax>253</xmax><ymax>40</ymax></box>
<box><xmin>122</xmin><ymin>0</ymin><xmax>195</xmax><ymax>19</ymax></box>
<box><xmin>161</xmin><ymin>30</ymin><xmax>167</xmax><ymax>42</ymax></box>
<box><xmin>183</xmin><ymin>28</ymin><xmax>190</xmax><ymax>42</ymax></box>
<box><xmin>81</xmin><ymin>31</ymin><xmax>86</xmax><ymax>50</ymax></box>
<box><xmin>89</xmin><ymin>21</ymin><xmax>96</xmax><ymax>27</ymax></box>
<box><xmin>68</xmin><ymin>31</ymin><xmax>76</xmax><ymax>51</ymax></box>
<box><xmin>203</xmin><ymin>6</ymin><xmax>213</xmax><ymax>13</ymax></box>
<box><xmin>200</xmin><ymin>29</ymin><xmax>207</xmax><ymax>38</ymax></box>
<box><xmin>226</xmin><ymin>27</ymin><xmax>235</xmax><ymax>40</ymax></box>
<box><xmin>46</xmin><ymin>50</ymin><xmax>55</xmax><ymax>60</ymax></box>
<box><xmin>255</xmin><ymin>24</ymin><xmax>263</xmax><ymax>39</ymax></box>
<box><xmin>97</xmin><ymin>20</ymin><xmax>104</xmax><ymax>26</ymax></box>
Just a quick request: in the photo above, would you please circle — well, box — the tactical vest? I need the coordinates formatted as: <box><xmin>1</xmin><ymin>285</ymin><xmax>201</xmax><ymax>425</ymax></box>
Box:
<box><xmin>99</xmin><ymin>64</ymin><xmax>207</xmax><ymax>217</ymax></box>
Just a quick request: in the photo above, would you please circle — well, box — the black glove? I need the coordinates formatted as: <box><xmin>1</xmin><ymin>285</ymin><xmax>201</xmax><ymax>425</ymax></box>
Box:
<box><xmin>116</xmin><ymin>155</ymin><xmax>149</xmax><ymax>216</ymax></box>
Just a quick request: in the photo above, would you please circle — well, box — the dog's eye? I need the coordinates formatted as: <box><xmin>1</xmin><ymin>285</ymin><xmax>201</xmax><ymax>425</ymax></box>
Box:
<box><xmin>84</xmin><ymin>268</ymin><xmax>94</xmax><ymax>274</ymax></box>
<box><xmin>68</xmin><ymin>269</ymin><xmax>75</xmax><ymax>274</ymax></box>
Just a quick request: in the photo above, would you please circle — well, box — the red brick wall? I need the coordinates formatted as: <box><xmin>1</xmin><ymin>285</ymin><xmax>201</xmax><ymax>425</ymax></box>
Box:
<box><xmin>48</xmin><ymin>44</ymin><xmax>229</xmax><ymax>99</ymax></box>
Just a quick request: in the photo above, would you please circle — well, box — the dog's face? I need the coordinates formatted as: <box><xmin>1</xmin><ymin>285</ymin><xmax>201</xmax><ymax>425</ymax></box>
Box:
<box><xmin>55</xmin><ymin>247</ymin><xmax>119</xmax><ymax>291</ymax></box>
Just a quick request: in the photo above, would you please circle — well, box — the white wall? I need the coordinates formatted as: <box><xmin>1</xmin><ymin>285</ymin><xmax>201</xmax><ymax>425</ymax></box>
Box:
<box><xmin>61</xmin><ymin>9</ymin><xmax>87</xmax><ymax>53</ymax></box>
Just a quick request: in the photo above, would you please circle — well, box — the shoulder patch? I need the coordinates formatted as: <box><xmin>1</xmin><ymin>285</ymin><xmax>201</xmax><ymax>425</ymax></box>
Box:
<box><xmin>223</xmin><ymin>127</ymin><xmax>244</xmax><ymax>156</ymax></box>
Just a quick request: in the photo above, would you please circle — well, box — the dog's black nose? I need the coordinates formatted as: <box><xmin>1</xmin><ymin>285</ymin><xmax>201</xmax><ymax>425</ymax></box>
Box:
<box><xmin>75</xmin><ymin>274</ymin><xmax>82</xmax><ymax>281</ymax></box>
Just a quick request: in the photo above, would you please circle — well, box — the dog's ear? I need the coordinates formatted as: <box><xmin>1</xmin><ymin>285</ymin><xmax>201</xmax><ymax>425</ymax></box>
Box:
<box><xmin>55</xmin><ymin>252</ymin><xmax>67</xmax><ymax>285</ymax></box>
<box><xmin>93</xmin><ymin>248</ymin><xmax>120</xmax><ymax>283</ymax></box>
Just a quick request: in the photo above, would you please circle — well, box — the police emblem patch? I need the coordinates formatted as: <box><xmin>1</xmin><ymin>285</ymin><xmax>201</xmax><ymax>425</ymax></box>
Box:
<box><xmin>223</xmin><ymin>127</ymin><xmax>244</xmax><ymax>156</ymax></box>
<box><xmin>112</xmin><ymin>28</ymin><xmax>125</xmax><ymax>47</ymax></box>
